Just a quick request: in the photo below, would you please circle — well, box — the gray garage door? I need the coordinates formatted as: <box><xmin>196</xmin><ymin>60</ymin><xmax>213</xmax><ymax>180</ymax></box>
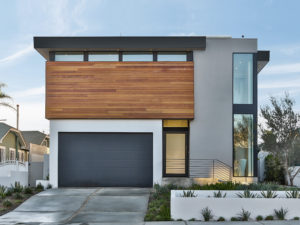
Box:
<box><xmin>58</xmin><ymin>132</ymin><xmax>153</xmax><ymax>187</ymax></box>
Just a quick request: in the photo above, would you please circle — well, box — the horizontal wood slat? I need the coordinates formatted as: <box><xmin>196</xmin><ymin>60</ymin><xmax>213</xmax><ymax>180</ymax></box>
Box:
<box><xmin>46</xmin><ymin>61</ymin><xmax>194</xmax><ymax>119</ymax></box>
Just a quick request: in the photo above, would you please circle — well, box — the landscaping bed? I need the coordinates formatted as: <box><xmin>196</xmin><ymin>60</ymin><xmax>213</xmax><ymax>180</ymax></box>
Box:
<box><xmin>144</xmin><ymin>182</ymin><xmax>300</xmax><ymax>221</ymax></box>
<box><xmin>0</xmin><ymin>182</ymin><xmax>47</xmax><ymax>216</ymax></box>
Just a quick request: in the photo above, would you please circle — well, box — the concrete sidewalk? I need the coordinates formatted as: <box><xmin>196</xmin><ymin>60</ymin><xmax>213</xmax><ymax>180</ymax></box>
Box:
<box><xmin>1</xmin><ymin>220</ymin><xmax>300</xmax><ymax>225</ymax></box>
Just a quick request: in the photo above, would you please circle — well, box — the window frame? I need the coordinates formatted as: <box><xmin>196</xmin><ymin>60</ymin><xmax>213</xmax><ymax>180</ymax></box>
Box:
<box><xmin>54</xmin><ymin>52</ymin><xmax>84</xmax><ymax>62</ymax></box>
<box><xmin>0</xmin><ymin>146</ymin><xmax>5</xmax><ymax>163</ymax></box>
<box><xmin>157</xmin><ymin>52</ymin><xmax>188</xmax><ymax>62</ymax></box>
<box><xmin>122</xmin><ymin>52</ymin><xmax>153</xmax><ymax>62</ymax></box>
<box><xmin>88</xmin><ymin>52</ymin><xmax>119</xmax><ymax>61</ymax></box>
<box><xmin>232</xmin><ymin>52</ymin><xmax>257</xmax><ymax>177</ymax></box>
<box><xmin>233</xmin><ymin>113</ymin><xmax>254</xmax><ymax>177</ymax></box>
<box><xmin>233</xmin><ymin>53</ymin><xmax>254</xmax><ymax>105</ymax></box>
<box><xmin>163</xmin><ymin>127</ymin><xmax>189</xmax><ymax>177</ymax></box>
<box><xmin>9</xmin><ymin>148</ymin><xmax>15</xmax><ymax>161</ymax></box>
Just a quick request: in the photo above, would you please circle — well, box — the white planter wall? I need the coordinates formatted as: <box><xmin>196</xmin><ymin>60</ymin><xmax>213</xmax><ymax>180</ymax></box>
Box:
<box><xmin>0</xmin><ymin>162</ymin><xmax>28</xmax><ymax>187</ymax></box>
<box><xmin>171</xmin><ymin>190</ymin><xmax>300</xmax><ymax>220</ymax></box>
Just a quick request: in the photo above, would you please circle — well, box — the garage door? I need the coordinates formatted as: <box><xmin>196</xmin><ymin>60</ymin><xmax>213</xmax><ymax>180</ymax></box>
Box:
<box><xmin>58</xmin><ymin>132</ymin><xmax>153</xmax><ymax>187</ymax></box>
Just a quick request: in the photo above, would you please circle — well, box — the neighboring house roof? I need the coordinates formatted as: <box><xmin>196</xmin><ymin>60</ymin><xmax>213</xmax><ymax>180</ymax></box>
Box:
<box><xmin>0</xmin><ymin>122</ymin><xmax>26</xmax><ymax>148</ymax></box>
<box><xmin>21</xmin><ymin>131</ymin><xmax>49</xmax><ymax>147</ymax></box>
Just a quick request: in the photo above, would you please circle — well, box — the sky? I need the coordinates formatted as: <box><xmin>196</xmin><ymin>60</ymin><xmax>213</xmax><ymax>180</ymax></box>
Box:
<box><xmin>0</xmin><ymin>0</ymin><xmax>300</xmax><ymax>133</ymax></box>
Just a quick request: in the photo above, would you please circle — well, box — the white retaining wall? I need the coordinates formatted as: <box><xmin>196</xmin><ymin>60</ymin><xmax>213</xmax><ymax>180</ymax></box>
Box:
<box><xmin>171</xmin><ymin>190</ymin><xmax>300</xmax><ymax>220</ymax></box>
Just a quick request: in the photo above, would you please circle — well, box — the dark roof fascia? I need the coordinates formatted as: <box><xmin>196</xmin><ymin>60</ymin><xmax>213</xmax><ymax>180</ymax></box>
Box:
<box><xmin>34</xmin><ymin>36</ymin><xmax>206</xmax><ymax>60</ymax></box>
<box><xmin>257</xmin><ymin>50</ymin><xmax>270</xmax><ymax>61</ymax></box>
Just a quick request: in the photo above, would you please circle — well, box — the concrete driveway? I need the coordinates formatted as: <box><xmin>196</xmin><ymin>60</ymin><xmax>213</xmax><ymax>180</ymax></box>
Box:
<box><xmin>0</xmin><ymin>187</ymin><xmax>150</xmax><ymax>225</ymax></box>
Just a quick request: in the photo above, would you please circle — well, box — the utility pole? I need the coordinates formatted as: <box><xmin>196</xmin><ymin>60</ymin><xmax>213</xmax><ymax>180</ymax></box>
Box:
<box><xmin>16</xmin><ymin>104</ymin><xmax>19</xmax><ymax>130</ymax></box>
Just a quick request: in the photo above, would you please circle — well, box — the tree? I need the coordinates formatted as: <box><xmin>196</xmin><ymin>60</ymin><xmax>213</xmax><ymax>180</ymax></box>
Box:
<box><xmin>260</xmin><ymin>93</ymin><xmax>300</xmax><ymax>186</ymax></box>
<box><xmin>0</xmin><ymin>83</ymin><xmax>14</xmax><ymax>110</ymax></box>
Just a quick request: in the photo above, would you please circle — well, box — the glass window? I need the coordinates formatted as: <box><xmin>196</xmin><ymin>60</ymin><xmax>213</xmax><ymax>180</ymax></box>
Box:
<box><xmin>88</xmin><ymin>52</ymin><xmax>118</xmax><ymax>61</ymax></box>
<box><xmin>122</xmin><ymin>52</ymin><xmax>153</xmax><ymax>61</ymax></box>
<box><xmin>0</xmin><ymin>147</ymin><xmax>5</xmax><ymax>162</ymax></box>
<box><xmin>165</xmin><ymin>133</ymin><xmax>186</xmax><ymax>174</ymax></box>
<box><xmin>233</xmin><ymin>54</ymin><xmax>253</xmax><ymax>104</ymax></box>
<box><xmin>163</xmin><ymin>120</ymin><xmax>188</xmax><ymax>128</ymax></box>
<box><xmin>158</xmin><ymin>52</ymin><xmax>187</xmax><ymax>61</ymax></box>
<box><xmin>9</xmin><ymin>149</ymin><xmax>15</xmax><ymax>161</ymax></box>
<box><xmin>233</xmin><ymin>114</ymin><xmax>254</xmax><ymax>177</ymax></box>
<box><xmin>55</xmin><ymin>52</ymin><xmax>84</xmax><ymax>61</ymax></box>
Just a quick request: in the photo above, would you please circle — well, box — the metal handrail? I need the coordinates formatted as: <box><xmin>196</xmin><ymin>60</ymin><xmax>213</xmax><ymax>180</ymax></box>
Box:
<box><xmin>0</xmin><ymin>160</ymin><xmax>26</xmax><ymax>167</ymax></box>
<box><xmin>190</xmin><ymin>159</ymin><xmax>232</xmax><ymax>181</ymax></box>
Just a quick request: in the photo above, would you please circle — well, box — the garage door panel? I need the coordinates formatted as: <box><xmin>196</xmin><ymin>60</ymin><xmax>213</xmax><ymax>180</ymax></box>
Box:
<box><xmin>58</xmin><ymin>132</ymin><xmax>153</xmax><ymax>187</ymax></box>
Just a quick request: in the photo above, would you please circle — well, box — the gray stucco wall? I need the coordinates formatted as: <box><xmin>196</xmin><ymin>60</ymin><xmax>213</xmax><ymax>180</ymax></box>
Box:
<box><xmin>190</xmin><ymin>37</ymin><xmax>257</xmax><ymax>175</ymax></box>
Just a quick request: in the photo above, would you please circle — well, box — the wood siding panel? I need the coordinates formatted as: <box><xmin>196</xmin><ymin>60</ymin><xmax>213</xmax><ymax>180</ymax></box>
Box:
<box><xmin>46</xmin><ymin>61</ymin><xmax>194</xmax><ymax>119</ymax></box>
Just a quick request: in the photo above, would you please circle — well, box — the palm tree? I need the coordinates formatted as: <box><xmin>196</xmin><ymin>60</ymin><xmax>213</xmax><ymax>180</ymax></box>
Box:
<box><xmin>0</xmin><ymin>83</ymin><xmax>15</xmax><ymax>110</ymax></box>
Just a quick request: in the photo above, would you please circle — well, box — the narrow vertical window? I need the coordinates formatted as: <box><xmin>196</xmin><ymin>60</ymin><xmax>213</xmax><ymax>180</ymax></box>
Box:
<box><xmin>163</xmin><ymin>120</ymin><xmax>189</xmax><ymax>177</ymax></box>
<box><xmin>233</xmin><ymin>54</ymin><xmax>253</xmax><ymax>104</ymax></box>
<box><xmin>233</xmin><ymin>114</ymin><xmax>254</xmax><ymax>176</ymax></box>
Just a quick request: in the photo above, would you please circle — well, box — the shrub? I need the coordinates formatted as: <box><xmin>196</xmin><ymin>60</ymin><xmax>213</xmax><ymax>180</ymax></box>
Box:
<box><xmin>180</xmin><ymin>190</ymin><xmax>196</xmax><ymax>197</ymax></box>
<box><xmin>217</xmin><ymin>216</ymin><xmax>225</xmax><ymax>221</ymax></box>
<box><xmin>286</xmin><ymin>190</ymin><xmax>300</xmax><ymax>198</ymax></box>
<box><xmin>188</xmin><ymin>218</ymin><xmax>196</xmax><ymax>221</ymax></box>
<box><xmin>265</xmin><ymin>215</ymin><xmax>274</xmax><ymax>220</ymax></box>
<box><xmin>274</xmin><ymin>207</ymin><xmax>288</xmax><ymax>220</ymax></box>
<box><xmin>260</xmin><ymin>190</ymin><xmax>278</xmax><ymax>198</ymax></box>
<box><xmin>5</xmin><ymin>188</ymin><xmax>13</xmax><ymax>197</ymax></box>
<box><xmin>14</xmin><ymin>193</ymin><xmax>23</xmax><ymax>200</ymax></box>
<box><xmin>213</xmin><ymin>190</ymin><xmax>226</xmax><ymax>198</ymax></box>
<box><xmin>264</xmin><ymin>154</ymin><xmax>285</xmax><ymax>184</ymax></box>
<box><xmin>256</xmin><ymin>215</ymin><xmax>263</xmax><ymax>221</ymax></box>
<box><xmin>11</xmin><ymin>182</ymin><xmax>23</xmax><ymax>193</ymax></box>
<box><xmin>3</xmin><ymin>200</ymin><xmax>12</xmax><ymax>208</ymax></box>
<box><xmin>237</xmin><ymin>208</ymin><xmax>251</xmax><ymax>221</ymax></box>
<box><xmin>294</xmin><ymin>217</ymin><xmax>300</xmax><ymax>220</ymax></box>
<box><xmin>36</xmin><ymin>183</ymin><xmax>44</xmax><ymax>191</ymax></box>
<box><xmin>236</xmin><ymin>190</ymin><xmax>257</xmax><ymax>198</ymax></box>
<box><xmin>24</xmin><ymin>187</ymin><xmax>33</xmax><ymax>194</ymax></box>
<box><xmin>0</xmin><ymin>185</ymin><xmax>6</xmax><ymax>199</ymax></box>
<box><xmin>230</xmin><ymin>217</ymin><xmax>239</xmax><ymax>221</ymax></box>
<box><xmin>201</xmin><ymin>207</ymin><xmax>213</xmax><ymax>221</ymax></box>
<box><xmin>47</xmin><ymin>184</ymin><xmax>52</xmax><ymax>189</ymax></box>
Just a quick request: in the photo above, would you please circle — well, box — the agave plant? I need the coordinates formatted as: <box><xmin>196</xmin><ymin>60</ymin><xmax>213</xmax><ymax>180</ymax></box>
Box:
<box><xmin>260</xmin><ymin>190</ymin><xmax>278</xmax><ymax>198</ymax></box>
<box><xmin>0</xmin><ymin>185</ymin><xmax>6</xmax><ymax>199</ymax></box>
<box><xmin>180</xmin><ymin>190</ymin><xmax>196</xmax><ymax>197</ymax></box>
<box><xmin>201</xmin><ymin>207</ymin><xmax>213</xmax><ymax>221</ymax></box>
<box><xmin>236</xmin><ymin>190</ymin><xmax>257</xmax><ymax>198</ymax></box>
<box><xmin>237</xmin><ymin>208</ymin><xmax>251</xmax><ymax>221</ymax></box>
<box><xmin>286</xmin><ymin>190</ymin><xmax>300</xmax><ymax>198</ymax></box>
<box><xmin>213</xmin><ymin>190</ymin><xmax>227</xmax><ymax>198</ymax></box>
<box><xmin>274</xmin><ymin>207</ymin><xmax>288</xmax><ymax>220</ymax></box>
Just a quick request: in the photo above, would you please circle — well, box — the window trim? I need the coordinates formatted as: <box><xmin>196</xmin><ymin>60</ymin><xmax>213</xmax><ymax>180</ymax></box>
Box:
<box><xmin>163</xmin><ymin>127</ymin><xmax>189</xmax><ymax>177</ymax></box>
<box><xmin>0</xmin><ymin>146</ymin><xmax>5</xmax><ymax>163</ymax></box>
<box><xmin>9</xmin><ymin>148</ymin><xmax>15</xmax><ymax>161</ymax></box>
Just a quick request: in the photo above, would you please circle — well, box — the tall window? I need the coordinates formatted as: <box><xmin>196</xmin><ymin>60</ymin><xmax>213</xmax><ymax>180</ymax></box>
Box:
<box><xmin>233</xmin><ymin>54</ymin><xmax>253</xmax><ymax>104</ymax></box>
<box><xmin>233</xmin><ymin>114</ymin><xmax>254</xmax><ymax>176</ymax></box>
<box><xmin>9</xmin><ymin>149</ymin><xmax>15</xmax><ymax>161</ymax></box>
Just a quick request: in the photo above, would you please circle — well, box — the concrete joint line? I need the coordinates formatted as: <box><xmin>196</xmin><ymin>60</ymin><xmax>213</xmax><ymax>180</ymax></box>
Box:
<box><xmin>64</xmin><ymin>188</ymin><xmax>101</xmax><ymax>223</ymax></box>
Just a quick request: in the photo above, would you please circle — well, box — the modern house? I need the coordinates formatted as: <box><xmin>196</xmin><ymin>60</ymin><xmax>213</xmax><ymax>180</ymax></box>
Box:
<box><xmin>0</xmin><ymin>123</ymin><xmax>28</xmax><ymax>186</ymax></box>
<box><xmin>22</xmin><ymin>131</ymin><xmax>50</xmax><ymax>186</ymax></box>
<box><xmin>34</xmin><ymin>36</ymin><xmax>269</xmax><ymax>188</ymax></box>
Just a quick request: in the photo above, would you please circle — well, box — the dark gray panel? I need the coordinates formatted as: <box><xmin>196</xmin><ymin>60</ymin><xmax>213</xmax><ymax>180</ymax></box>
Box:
<box><xmin>58</xmin><ymin>132</ymin><xmax>153</xmax><ymax>187</ymax></box>
<box><xmin>33</xmin><ymin>36</ymin><xmax>206</xmax><ymax>60</ymax></box>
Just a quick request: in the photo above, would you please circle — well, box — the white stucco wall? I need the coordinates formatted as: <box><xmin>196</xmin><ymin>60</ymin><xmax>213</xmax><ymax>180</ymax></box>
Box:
<box><xmin>50</xmin><ymin>119</ymin><xmax>162</xmax><ymax>188</ymax></box>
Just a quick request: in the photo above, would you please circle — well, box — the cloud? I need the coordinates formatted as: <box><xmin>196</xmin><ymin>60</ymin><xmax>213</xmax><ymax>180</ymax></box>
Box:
<box><xmin>258</xmin><ymin>78</ymin><xmax>300</xmax><ymax>89</ymax></box>
<box><xmin>11</xmin><ymin>86</ymin><xmax>45</xmax><ymax>98</ymax></box>
<box><xmin>261</xmin><ymin>62</ymin><xmax>300</xmax><ymax>75</ymax></box>
<box><xmin>0</xmin><ymin>44</ymin><xmax>33</xmax><ymax>64</ymax></box>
